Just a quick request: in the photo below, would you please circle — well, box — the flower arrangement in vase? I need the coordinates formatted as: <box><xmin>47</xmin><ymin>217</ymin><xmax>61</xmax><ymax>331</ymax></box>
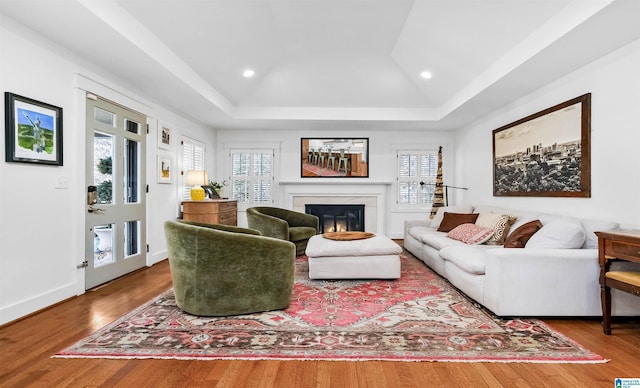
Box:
<box><xmin>202</xmin><ymin>180</ymin><xmax>228</xmax><ymax>199</ymax></box>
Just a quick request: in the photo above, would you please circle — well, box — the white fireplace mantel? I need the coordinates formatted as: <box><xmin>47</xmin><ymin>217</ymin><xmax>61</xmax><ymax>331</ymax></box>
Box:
<box><xmin>281</xmin><ymin>181</ymin><xmax>393</xmax><ymax>234</ymax></box>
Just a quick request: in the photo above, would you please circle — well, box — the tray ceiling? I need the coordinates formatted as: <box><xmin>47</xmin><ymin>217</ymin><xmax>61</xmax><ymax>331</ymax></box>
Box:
<box><xmin>1</xmin><ymin>0</ymin><xmax>638</xmax><ymax>130</ymax></box>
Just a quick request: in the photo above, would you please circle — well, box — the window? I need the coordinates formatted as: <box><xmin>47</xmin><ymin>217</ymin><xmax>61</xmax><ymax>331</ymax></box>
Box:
<box><xmin>230</xmin><ymin>149</ymin><xmax>273</xmax><ymax>205</ymax></box>
<box><xmin>181</xmin><ymin>137</ymin><xmax>205</xmax><ymax>200</ymax></box>
<box><xmin>397</xmin><ymin>150</ymin><xmax>438</xmax><ymax>207</ymax></box>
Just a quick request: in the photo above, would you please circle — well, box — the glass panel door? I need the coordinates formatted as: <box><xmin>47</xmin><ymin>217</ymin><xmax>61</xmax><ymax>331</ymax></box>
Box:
<box><xmin>85</xmin><ymin>95</ymin><xmax>146</xmax><ymax>289</ymax></box>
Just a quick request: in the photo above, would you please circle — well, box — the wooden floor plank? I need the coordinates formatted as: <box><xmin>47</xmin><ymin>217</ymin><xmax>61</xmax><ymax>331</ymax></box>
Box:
<box><xmin>1</xmin><ymin>256</ymin><xmax>639</xmax><ymax>387</ymax></box>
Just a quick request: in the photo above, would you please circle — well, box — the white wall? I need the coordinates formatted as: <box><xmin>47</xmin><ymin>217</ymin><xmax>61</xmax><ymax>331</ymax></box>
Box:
<box><xmin>0</xmin><ymin>18</ymin><xmax>214</xmax><ymax>325</ymax></box>
<box><xmin>215</xmin><ymin>128</ymin><xmax>456</xmax><ymax>237</ymax></box>
<box><xmin>454</xmin><ymin>39</ymin><xmax>640</xmax><ymax>229</ymax></box>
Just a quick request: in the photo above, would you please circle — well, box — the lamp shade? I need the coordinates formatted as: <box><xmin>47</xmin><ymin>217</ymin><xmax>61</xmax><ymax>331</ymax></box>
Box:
<box><xmin>185</xmin><ymin>170</ymin><xmax>208</xmax><ymax>186</ymax></box>
<box><xmin>186</xmin><ymin>170</ymin><xmax>208</xmax><ymax>201</ymax></box>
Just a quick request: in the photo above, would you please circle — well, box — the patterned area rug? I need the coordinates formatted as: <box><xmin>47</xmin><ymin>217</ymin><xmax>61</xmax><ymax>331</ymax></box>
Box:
<box><xmin>56</xmin><ymin>254</ymin><xmax>605</xmax><ymax>362</ymax></box>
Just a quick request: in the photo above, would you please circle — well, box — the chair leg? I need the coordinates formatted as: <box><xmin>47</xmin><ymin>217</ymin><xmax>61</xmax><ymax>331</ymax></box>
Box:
<box><xmin>601</xmin><ymin>284</ymin><xmax>612</xmax><ymax>335</ymax></box>
<box><xmin>337</xmin><ymin>158</ymin><xmax>349</xmax><ymax>173</ymax></box>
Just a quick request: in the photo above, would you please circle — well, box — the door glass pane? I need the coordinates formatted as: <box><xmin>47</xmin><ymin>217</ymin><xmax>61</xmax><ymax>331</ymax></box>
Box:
<box><xmin>254</xmin><ymin>153</ymin><xmax>271</xmax><ymax>176</ymax></box>
<box><xmin>94</xmin><ymin>224</ymin><xmax>115</xmax><ymax>267</ymax></box>
<box><xmin>254</xmin><ymin>180</ymin><xmax>271</xmax><ymax>203</ymax></box>
<box><xmin>125</xmin><ymin>118</ymin><xmax>140</xmax><ymax>134</ymax></box>
<box><xmin>94</xmin><ymin>107</ymin><xmax>116</xmax><ymax>127</ymax></box>
<box><xmin>233</xmin><ymin>180</ymin><xmax>249</xmax><ymax>203</ymax></box>
<box><xmin>399</xmin><ymin>182</ymin><xmax>417</xmax><ymax>204</ymax></box>
<box><xmin>94</xmin><ymin>132</ymin><xmax>114</xmax><ymax>204</ymax></box>
<box><xmin>124</xmin><ymin>138</ymin><xmax>139</xmax><ymax>203</ymax></box>
<box><xmin>232</xmin><ymin>153</ymin><xmax>249</xmax><ymax>176</ymax></box>
<box><xmin>399</xmin><ymin>154</ymin><xmax>417</xmax><ymax>177</ymax></box>
<box><xmin>420</xmin><ymin>180</ymin><xmax>435</xmax><ymax>204</ymax></box>
<box><xmin>124</xmin><ymin>220</ymin><xmax>140</xmax><ymax>257</ymax></box>
<box><xmin>420</xmin><ymin>154</ymin><xmax>437</xmax><ymax>177</ymax></box>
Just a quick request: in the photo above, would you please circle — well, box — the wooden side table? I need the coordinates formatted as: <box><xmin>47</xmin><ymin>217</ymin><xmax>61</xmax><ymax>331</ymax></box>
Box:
<box><xmin>182</xmin><ymin>199</ymin><xmax>238</xmax><ymax>226</ymax></box>
<box><xmin>595</xmin><ymin>230</ymin><xmax>640</xmax><ymax>334</ymax></box>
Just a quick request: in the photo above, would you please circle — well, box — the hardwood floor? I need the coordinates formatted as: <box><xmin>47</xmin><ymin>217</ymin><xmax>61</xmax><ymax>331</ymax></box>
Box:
<box><xmin>1</xmin><ymin>254</ymin><xmax>639</xmax><ymax>387</ymax></box>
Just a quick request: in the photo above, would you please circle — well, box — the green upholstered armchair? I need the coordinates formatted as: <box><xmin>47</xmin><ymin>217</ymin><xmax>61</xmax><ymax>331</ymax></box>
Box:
<box><xmin>164</xmin><ymin>220</ymin><xmax>296</xmax><ymax>316</ymax></box>
<box><xmin>246</xmin><ymin>207</ymin><xmax>319</xmax><ymax>255</ymax></box>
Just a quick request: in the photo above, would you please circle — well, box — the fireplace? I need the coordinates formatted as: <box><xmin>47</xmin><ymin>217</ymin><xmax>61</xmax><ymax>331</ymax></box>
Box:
<box><xmin>305</xmin><ymin>204</ymin><xmax>365</xmax><ymax>233</ymax></box>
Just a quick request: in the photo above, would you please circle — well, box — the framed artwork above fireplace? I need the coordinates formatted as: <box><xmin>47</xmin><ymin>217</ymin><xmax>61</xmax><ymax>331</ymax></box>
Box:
<box><xmin>301</xmin><ymin>137</ymin><xmax>369</xmax><ymax>178</ymax></box>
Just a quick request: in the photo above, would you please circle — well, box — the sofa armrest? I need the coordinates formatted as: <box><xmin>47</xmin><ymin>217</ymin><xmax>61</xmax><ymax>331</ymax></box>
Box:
<box><xmin>483</xmin><ymin>248</ymin><xmax>601</xmax><ymax>316</ymax></box>
<box><xmin>404</xmin><ymin>219</ymin><xmax>430</xmax><ymax>237</ymax></box>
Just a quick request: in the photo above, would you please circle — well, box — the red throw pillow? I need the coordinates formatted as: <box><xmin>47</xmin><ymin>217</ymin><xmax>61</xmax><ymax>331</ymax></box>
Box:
<box><xmin>503</xmin><ymin>220</ymin><xmax>543</xmax><ymax>248</ymax></box>
<box><xmin>437</xmin><ymin>212</ymin><xmax>479</xmax><ymax>232</ymax></box>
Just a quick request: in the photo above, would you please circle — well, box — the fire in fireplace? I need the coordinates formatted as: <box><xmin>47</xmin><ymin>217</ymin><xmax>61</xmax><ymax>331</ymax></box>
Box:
<box><xmin>305</xmin><ymin>204</ymin><xmax>365</xmax><ymax>233</ymax></box>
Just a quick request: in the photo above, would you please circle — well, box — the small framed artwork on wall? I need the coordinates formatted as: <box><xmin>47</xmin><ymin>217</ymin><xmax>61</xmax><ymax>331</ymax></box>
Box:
<box><xmin>157</xmin><ymin>155</ymin><xmax>172</xmax><ymax>184</ymax></box>
<box><xmin>158</xmin><ymin>121</ymin><xmax>172</xmax><ymax>150</ymax></box>
<box><xmin>5</xmin><ymin>92</ymin><xmax>63</xmax><ymax>166</ymax></box>
<box><xmin>493</xmin><ymin>93</ymin><xmax>591</xmax><ymax>197</ymax></box>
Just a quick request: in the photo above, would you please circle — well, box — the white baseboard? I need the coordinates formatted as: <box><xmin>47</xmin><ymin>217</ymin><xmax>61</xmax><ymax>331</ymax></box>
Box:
<box><xmin>0</xmin><ymin>283</ymin><xmax>77</xmax><ymax>326</ymax></box>
<box><xmin>149</xmin><ymin>250</ymin><xmax>168</xmax><ymax>266</ymax></box>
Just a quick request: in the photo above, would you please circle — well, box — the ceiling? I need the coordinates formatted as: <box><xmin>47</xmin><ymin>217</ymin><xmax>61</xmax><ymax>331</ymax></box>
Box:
<box><xmin>1</xmin><ymin>0</ymin><xmax>639</xmax><ymax>131</ymax></box>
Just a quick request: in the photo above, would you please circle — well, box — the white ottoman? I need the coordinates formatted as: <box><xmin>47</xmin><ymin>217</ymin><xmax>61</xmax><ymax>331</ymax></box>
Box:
<box><xmin>305</xmin><ymin>234</ymin><xmax>402</xmax><ymax>279</ymax></box>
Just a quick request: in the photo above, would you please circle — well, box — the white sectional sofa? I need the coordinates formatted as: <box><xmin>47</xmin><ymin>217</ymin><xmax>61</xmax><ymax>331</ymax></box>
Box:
<box><xmin>404</xmin><ymin>205</ymin><xmax>640</xmax><ymax>317</ymax></box>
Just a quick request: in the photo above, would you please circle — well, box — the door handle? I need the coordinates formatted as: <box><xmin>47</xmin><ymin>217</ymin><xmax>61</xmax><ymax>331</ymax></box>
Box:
<box><xmin>88</xmin><ymin>206</ymin><xmax>105</xmax><ymax>213</ymax></box>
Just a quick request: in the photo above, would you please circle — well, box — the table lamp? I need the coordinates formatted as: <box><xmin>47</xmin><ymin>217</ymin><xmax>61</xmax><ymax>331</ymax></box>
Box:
<box><xmin>186</xmin><ymin>170</ymin><xmax>208</xmax><ymax>200</ymax></box>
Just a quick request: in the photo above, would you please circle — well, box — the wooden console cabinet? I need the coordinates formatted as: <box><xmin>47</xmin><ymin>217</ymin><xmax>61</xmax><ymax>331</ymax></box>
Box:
<box><xmin>182</xmin><ymin>199</ymin><xmax>238</xmax><ymax>226</ymax></box>
<box><xmin>596</xmin><ymin>230</ymin><xmax>640</xmax><ymax>334</ymax></box>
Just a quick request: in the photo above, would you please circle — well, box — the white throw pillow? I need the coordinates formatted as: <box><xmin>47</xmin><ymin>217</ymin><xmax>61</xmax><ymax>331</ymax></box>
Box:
<box><xmin>430</xmin><ymin>205</ymin><xmax>474</xmax><ymax>229</ymax></box>
<box><xmin>524</xmin><ymin>219</ymin><xmax>586</xmax><ymax>249</ymax></box>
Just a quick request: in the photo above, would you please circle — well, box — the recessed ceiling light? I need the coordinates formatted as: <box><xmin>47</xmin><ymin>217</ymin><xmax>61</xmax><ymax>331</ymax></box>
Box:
<box><xmin>243</xmin><ymin>69</ymin><xmax>255</xmax><ymax>78</ymax></box>
<box><xmin>420</xmin><ymin>71</ymin><xmax>432</xmax><ymax>79</ymax></box>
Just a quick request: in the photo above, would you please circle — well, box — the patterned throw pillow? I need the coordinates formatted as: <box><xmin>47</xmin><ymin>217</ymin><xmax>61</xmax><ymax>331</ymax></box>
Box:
<box><xmin>447</xmin><ymin>223</ymin><xmax>495</xmax><ymax>245</ymax></box>
<box><xmin>475</xmin><ymin>212</ymin><xmax>517</xmax><ymax>245</ymax></box>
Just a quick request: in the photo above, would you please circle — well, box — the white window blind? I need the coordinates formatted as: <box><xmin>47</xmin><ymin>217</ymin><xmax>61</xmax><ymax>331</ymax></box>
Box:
<box><xmin>181</xmin><ymin>137</ymin><xmax>205</xmax><ymax>200</ymax></box>
<box><xmin>397</xmin><ymin>150</ymin><xmax>438</xmax><ymax>206</ymax></box>
<box><xmin>230</xmin><ymin>149</ymin><xmax>273</xmax><ymax>204</ymax></box>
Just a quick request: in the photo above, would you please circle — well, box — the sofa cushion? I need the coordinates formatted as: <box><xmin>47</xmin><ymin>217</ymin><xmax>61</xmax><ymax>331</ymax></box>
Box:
<box><xmin>408</xmin><ymin>226</ymin><xmax>439</xmax><ymax>241</ymax></box>
<box><xmin>503</xmin><ymin>220</ymin><xmax>543</xmax><ymax>248</ymax></box>
<box><xmin>420</xmin><ymin>233</ymin><xmax>466</xmax><ymax>250</ymax></box>
<box><xmin>475</xmin><ymin>212</ymin><xmax>516</xmax><ymax>245</ymax></box>
<box><xmin>447</xmin><ymin>223</ymin><xmax>494</xmax><ymax>245</ymax></box>
<box><xmin>430</xmin><ymin>205</ymin><xmax>474</xmax><ymax>229</ymax></box>
<box><xmin>439</xmin><ymin>245</ymin><xmax>496</xmax><ymax>275</ymax></box>
<box><xmin>525</xmin><ymin>219</ymin><xmax>585</xmax><ymax>249</ymax></box>
<box><xmin>437</xmin><ymin>212</ymin><xmax>480</xmax><ymax>232</ymax></box>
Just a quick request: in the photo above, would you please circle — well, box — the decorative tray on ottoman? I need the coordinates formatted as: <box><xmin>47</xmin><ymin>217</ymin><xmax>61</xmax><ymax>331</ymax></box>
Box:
<box><xmin>322</xmin><ymin>231</ymin><xmax>375</xmax><ymax>241</ymax></box>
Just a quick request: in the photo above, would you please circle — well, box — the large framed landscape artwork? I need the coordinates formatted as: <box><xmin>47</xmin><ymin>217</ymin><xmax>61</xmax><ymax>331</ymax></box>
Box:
<box><xmin>493</xmin><ymin>93</ymin><xmax>591</xmax><ymax>197</ymax></box>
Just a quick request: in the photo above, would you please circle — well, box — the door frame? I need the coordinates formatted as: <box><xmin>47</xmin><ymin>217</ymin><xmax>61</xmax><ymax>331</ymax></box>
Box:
<box><xmin>74</xmin><ymin>74</ymin><xmax>154</xmax><ymax>295</ymax></box>
<box><xmin>84</xmin><ymin>95</ymin><xmax>147</xmax><ymax>289</ymax></box>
